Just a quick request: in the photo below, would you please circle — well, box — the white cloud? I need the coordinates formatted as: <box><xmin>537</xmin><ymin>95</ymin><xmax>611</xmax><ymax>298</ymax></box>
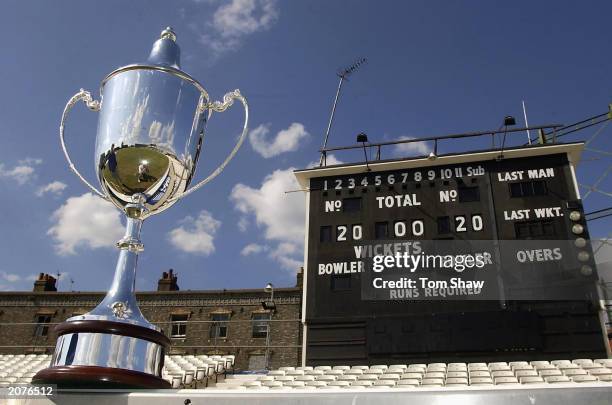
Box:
<box><xmin>241</xmin><ymin>243</ymin><xmax>268</xmax><ymax>256</ymax></box>
<box><xmin>48</xmin><ymin>193</ymin><xmax>124</xmax><ymax>255</ymax></box>
<box><xmin>393</xmin><ymin>136</ymin><xmax>432</xmax><ymax>157</ymax></box>
<box><xmin>231</xmin><ymin>167</ymin><xmax>305</xmax><ymax>271</ymax></box>
<box><xmin>36</xmin><ymin>181</ymin><xmax>67</xmax><ymax>197</ymax></box>
<box><xmin>230</xmin><ymin>155</ymin><xmax>343</xmax><ymax>271</ymax></box>
<box><xmin>232</xmin><ymin>167</ymin><xmax>305</xmax><ymax>244</ymax></box>
<box><xmin>237</xmin><ymin>216</ymin><xmax>249</xmax><ymax>232</ymax></box>
<box><xmin>269</xmin><ymin>242</ymin><xmax>302</xmax><ymax>270</ymax></box>
<box><xmin>249</xmin><ymin>123</ymin><xmax>309</xmax><ymax>158</ymax></box>
<box><xmin>18</xmin><ymin>157</ymin><xmax>43</xmax><ymax>166</ymax></box>
<box><xmin>195</xmin><ymin>0</ymin><xmax>279</xmax><ymax>56</ymax></box>
<box><xmin>0</xmin><ymin>272</ymin><xmax>21</xmax><ymax>283</ymax></box>
<box><xmin>0</xmin><ymin>163</ymin><xmax>36</xmax><ymax>185</ymax></box>
<box><xmin>0</xmin><ymin>158</ymin><xmax>42</xmax><ymax>185</ymax></box>
<box><xmin>168</xmin><ymin>210</ymin><xmax>221</xmax><ymax>255</ymax></box>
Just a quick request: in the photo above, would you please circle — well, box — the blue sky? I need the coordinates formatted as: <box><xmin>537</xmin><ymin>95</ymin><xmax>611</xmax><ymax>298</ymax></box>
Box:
<box><xmin>0</xmin><ymin>0</ymin><xmax>610</xmax><ymax>292</ymax></box>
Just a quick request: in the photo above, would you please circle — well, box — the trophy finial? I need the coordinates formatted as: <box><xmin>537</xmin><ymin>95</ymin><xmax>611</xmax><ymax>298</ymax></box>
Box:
<box><xmin>147</xmin><ymin>27</ymin><xmax>181</xmax><ymax>68</ymax></box>
<box><xmin>160</xmin><ymin>27</ymin><xmax>176</xmax><ymax>42</ymax></box>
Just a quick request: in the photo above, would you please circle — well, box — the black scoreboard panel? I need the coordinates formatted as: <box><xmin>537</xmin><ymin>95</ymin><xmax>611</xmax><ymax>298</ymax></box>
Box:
<box><xmin>303</xmin><ymin>151</ymin><xmax>606</xmax><ymax>364</ymax></box>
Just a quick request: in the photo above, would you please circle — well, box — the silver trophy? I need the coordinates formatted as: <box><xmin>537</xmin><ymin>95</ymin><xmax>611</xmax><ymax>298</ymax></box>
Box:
<box><xmin>33</xmin><ymin>28</ymin><xmax>248</xmax><ymax>388</ymax></box>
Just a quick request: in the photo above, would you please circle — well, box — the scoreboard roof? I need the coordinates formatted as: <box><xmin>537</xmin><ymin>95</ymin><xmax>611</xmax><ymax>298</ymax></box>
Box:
<box><xmin>294</xmin><ymin>142</ymin><xmax>584</xmax><ymax>187</ymax></box>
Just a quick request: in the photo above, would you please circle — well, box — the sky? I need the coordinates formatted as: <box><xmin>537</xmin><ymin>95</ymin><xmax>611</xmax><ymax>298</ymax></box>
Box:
<box><xmin>0</xmin><ymin>0</ymin><xmax>610</xmax><ymax>292</ymax></box>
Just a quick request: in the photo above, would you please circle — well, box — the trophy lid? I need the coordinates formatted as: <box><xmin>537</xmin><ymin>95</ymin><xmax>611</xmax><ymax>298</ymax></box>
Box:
<box><xmin>147</xmin><ymin>27</ymin><xmax>181</xmax><ymax>69</ymax></box>
<box><xmin>100</xmin><ymin>27</ymin><xmax>208</xmax><ymax>101</ymax></box>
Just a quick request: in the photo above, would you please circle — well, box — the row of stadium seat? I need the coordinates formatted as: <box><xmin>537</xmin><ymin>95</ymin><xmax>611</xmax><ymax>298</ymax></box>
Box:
<box><xmin>162</xmin><ymin>354</ymin><xmax>235</xmax><ymax>388</ymax></box>
<box><xmin>209</xmin><ymin>359</ymin><xmax>612</xmax><ymax>390</ymax></box>
<box><xmin>2</xmin><ymin>354</ymin><xmax>611</xmax><ymax>389</ymax></box>
<box><xmin>0</xmin><ymin>354</ymin><xmax>51</xmax><ymax>386</ymax></box>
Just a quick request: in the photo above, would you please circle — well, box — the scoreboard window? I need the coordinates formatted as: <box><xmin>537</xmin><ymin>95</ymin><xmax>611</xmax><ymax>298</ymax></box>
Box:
<box><xmin>343</xmin><ymin>197</ymin><xmax>362</xmax><ymax>212</ymax></box>
<box><xmin>509</xmin><ymin>180</ymin><xmax>547</xmax><ymax>198</ymax></box>
<box><xmin>458</xmin><ymin>185</ymin><xmax>480</xmax><ymax>202</ymax></box>
<box><xmin>320</xmin><ymin>226</ymin><xmax>332</xmax><ymax>242</ymax></box>
<box><xmin>514</xmin><ymin>220</ymin><xmax>556</xmax><ymax>239</ymax></box>
<box><xmin>375</xmin><ymin>221</ymin><xmax>389</xmax><ymax>239</ymax></box>
<box><xmin>331</xmin><ymin>274</ymin><xmax>352</xmax><ymax>291</ymax></box>
<box><xmin>437</xmin><ymin>216</ymin><xmax>451</xmax><ymax>234</ymax></box>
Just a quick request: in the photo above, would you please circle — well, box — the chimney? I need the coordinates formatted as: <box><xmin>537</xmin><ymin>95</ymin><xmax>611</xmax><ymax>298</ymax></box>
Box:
<box><xmin>157</xmin><ymin>269</ymin><xmax>179</xmax><ymax>291</ymax></box>
<box><xmin>296</xmin><ymin>267</ymin><xmax>304</xmax><ymax>288</ymax></box>
<box><xmin>33</xmin><ymin>273</ymin><xmax>57</xmax><ymax>292</ymax></box>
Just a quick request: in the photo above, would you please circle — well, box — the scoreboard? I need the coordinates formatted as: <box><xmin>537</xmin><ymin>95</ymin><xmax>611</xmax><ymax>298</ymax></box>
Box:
<box><xmin>294</xmin><ymin>143</ymin><xmax>607</xmax><ymax>365</ymax></box>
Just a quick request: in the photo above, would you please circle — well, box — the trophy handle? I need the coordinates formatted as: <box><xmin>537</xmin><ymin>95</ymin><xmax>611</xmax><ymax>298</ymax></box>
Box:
<box><xmin>177</xmin><ymin>89</ymin><xmax>249</xmax><ymax>200</ymax></box>
<box><xmin>60</xmin><ymin>89</ymin><xmax>109</xmax><ymax>200</ymax></box>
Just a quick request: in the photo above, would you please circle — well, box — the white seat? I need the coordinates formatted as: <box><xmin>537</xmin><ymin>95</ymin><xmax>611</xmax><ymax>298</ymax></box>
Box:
<box><xmin>268</xmin><ymin>370</ymin><xmax>285</xmax><ymax>376</ymax></box>
<box><xmin>371</xmin><ymin>365</ymin><xmax>388</xmax><ymax>370</ymax></box>
<box><xmin>279</xmin><ymin>366</ymin><xmax>295</xmax><ymax>371</ymax></box>
<box><xmin>588</xmin><ymin>368</ymin><xmax>612</xmax><ymax>376</ymax></box>
<box><xmin>571</xmin><ymin>375</ymin><xmax>598</xmax><ymax>383</ymax></box>
<box><xmin>262</xmin><ymin>381</ymin><xmax>283</xmax><ymax>388</ymax></box>
<box><xmin>285</xmin><ymin>381</ymin><xmax>306</xmax><ymax>388</ymax></box>
<box><xmin>402</xmin><ymin>372</ymin><xmax>423</xmax><ymax>380</ymax></box>
<box><xmin>572</xmin><ymin>359</ymin><xmax>594</xmax><ymax>366</ymax></box>
<box><xmin>539</xmin><ymin>369</ymin><xmax>562</xmax><ymax>377</ymax></box>
<box><xmin>446</xmin><ymin>377</ymin><xmax>468</xmax><ymax>385</ymax></box>
<box><xmin>545</xmin><ymin>375</ymin><xmax>571</xmax><ymax>383</ymax></box>
<box><xmin>563</xmin><ymin>369</ymin><xmax>587</xmax><ymax>377</ymax></box>
<box><xmin>275</xmin><ymin>376</ymin><xmax>295</xmax><ymax>382</ymax></box>
<box><xmin>424</xmin><ymin>372</ymin><xmax>445</xmax><ymax>379</ymax></box>
<box><xmin>296</xmin><ymin>366</ymin><xmax>313</xmax><ymax>371</ymax></box>
<box><xmin>421</xmin><ymin>378</ymin><xmax>444</xmax><ymax>386</ymax></box>
<box><xmin>306</xmin><ymin>381</ymin><xmax>328</xmax><ymax>387</ymax></box>
<box><xmin>594</xmin><ymin>359</ymin><xmax>612</xmax><ymax>368</ymax></box>
<box><xmin>351</xmin><ymin>365</ymin><xmax>369</xmax><ymax>371</ymax></box>
<box><xmin>494</xmin><ymin>377</ymin><xmax>519</xmax><ymax>385</ymax></box>
<box><xmin>470</xmin><ymin>377</ymin><xmax>493</xmax><ymax>385</ymax></box>
<box><xmin>316</xmin><ymin>375</ymin><xmax>336</xmax><ymax>382</ymax></box>
<box><xmin>551</xmin><ymin>360</ymin><xmax>572</xmax><ymax>366</ymax></box>
<box><xmin>396</xmin><ymin>379</ymin><xmax>419</xmax><ymax>387</ymax></box>
<box><xmin>337</xmin><ymin>375</ymin><xmax>357</xmax><ymax>382</ymax></box>
<box><xmin>515</xmin><ymin>370</ymin><xmax>538</xmax><ymax>378</ymax></box>
<box><xmin>295</xmin><ymin>375</ymin><xmax>315</xmax><ymax>381</ymax></box>
<box><xmin>520</xmin><ymin>376</ymin><xmax>545</xmax><ymax>384</ymax></box>
<box><xmin>314</xmin><ymin>366</ymin><xmax>332</xmax><ymax>371</ymax></box>
<box><xmin>469</xmin><ymin>371</ymin><xmax>491</xmax><ymax>378</ymax></box>
<box><xmin>357</xmin><ymin>374</ymin><xmax>378</xmax><ymax>381</ymax></box>
<box><xmin>351</xmin><ymin>380</ymin><xmax>373</xmax><ymax>387</ymax></box>
<box><xmin>332</xmin><ymin>365</ymin><xmax>351</xmax><ymax>371</ymax></box>
<box><xmin>372</xmin><ymin>380</ymin><xmax>396</xmax><ymax>387</ymax></box>
<box><xmin>447</xmin><ymin>371</ymin><xmax>467</xmax><ymax>378</ymax></box>
<box><xmin>328</xmin><ymin>380</ymin><xmax>350</xmax><ymax>387</ymax></box>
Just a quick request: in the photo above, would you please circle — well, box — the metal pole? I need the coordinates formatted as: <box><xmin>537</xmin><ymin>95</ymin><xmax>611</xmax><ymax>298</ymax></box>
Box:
<box><xmin>522</xmin><ymin>100</ymin><xmax>532</xmax><ymax>145</ymax></box>
<box><xmin>319</xmin><ymin>76</ymin><xmax>345</xmax><ymax>166</ymax></box>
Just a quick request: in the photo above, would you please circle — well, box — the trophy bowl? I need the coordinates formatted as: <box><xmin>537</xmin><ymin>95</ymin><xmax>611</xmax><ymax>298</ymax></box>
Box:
<box><xmin>33</xmin><ymin>27</ymin><xmax>248</xmax><ymax>389</ymax></box>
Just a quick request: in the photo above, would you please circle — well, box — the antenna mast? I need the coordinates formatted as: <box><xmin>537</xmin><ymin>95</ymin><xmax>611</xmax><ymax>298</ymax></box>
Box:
<box><xmin>319</xmin><ymin>58</ymin><xmax>367</xmax><ymax>166</ymax></box>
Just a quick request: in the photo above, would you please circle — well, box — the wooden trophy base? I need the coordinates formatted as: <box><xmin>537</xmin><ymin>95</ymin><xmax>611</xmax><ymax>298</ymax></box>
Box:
<box><xmin>32</xmin><ymin>319</ymin><xmax>171</xmax><ymax>389</ymax></box>
<box><xmin>33</xmin><ymin>365</ymin><xmax>171</xmax><ymax>389</ymax></box>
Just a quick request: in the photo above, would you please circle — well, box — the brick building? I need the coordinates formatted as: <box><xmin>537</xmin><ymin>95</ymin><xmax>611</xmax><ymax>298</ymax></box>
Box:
<box><xmin>0</xmin><ymin>270</ymin><xmax>303</xmax><ymax>371</ymax></box>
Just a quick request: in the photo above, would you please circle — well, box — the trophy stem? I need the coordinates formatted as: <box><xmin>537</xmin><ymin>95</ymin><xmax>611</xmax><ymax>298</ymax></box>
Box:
<box><xmin>33</xmin><ymin>201</ymin><xmax>171</xmax><ymax>388</ymax></box>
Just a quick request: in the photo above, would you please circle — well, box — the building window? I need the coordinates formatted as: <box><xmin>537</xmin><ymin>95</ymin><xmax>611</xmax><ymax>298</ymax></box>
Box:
<box><xmin>509</xmin><ymin>180</ymin><xmax>547</xmax><ymax>198</ymax></box>
<box><xmin>210</xmin><ymin>313</ymin><xmax>230</xmax><ymax>338</ymax></box>
<box><xmin>170</xmin><ymin>314</ymin><xmax>188</xmax><ymax>338</ymax></box>
<box><xmin>375</xmin><ymin>222</ymin><xmax>388</xmax><ymax>239</ymax></box>
<box><xmin>514</xmin><ymin>220</ymin><xmax>556</xmax><ymax>239</ymax></box>
<box><xmin>252</xmin><ymin>313</ymin><xmax>271</xmax><ymax>338</ymax></box>
<box><xmin>34</xmin><ymin>314</ymin><xmax>52</xmax><ymax>337</ymax></box>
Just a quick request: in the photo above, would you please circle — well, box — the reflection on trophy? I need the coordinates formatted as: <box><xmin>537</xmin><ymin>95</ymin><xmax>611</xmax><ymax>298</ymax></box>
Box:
<box><xmin>33</xmin><ymin>27</ymin><xmax>248</xmax><ymax>388</ymax></box>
